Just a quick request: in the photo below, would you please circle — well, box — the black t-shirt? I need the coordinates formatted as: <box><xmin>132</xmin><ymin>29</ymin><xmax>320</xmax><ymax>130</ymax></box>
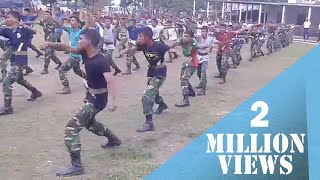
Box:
<box><xmin>137</xmin><ymin>42</ymin><xmax>170</xmax><ymax>77</ymax></box>
<box><xmin>83</xmin><ymin>52</ymin><xmax>111</xmax><ymax>111</ymax></box>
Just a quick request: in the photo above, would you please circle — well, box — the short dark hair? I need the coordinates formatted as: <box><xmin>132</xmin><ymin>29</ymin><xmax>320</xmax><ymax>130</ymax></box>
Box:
<box><xmin>70</xmin><ymin>16</ymin><xmax>81</xmax><ymax>24</ymax></box>
<box><xmin>7</xmin><ymin>11</ymin><xmax>21</xmax><ymax>21</ymax></box>
<box><xmin>23</xmin><ymin>8</ymin><xmax>31</xmax><ymax>12</ymax></box>
<box><xmin>201</xmin><ymin>26</ymin><xmax>209</xmax><ymax>31</ymax></box>
<box><xmin>45</xmin><ymin>10</ymin><xmax>52</xmax><ymax>15</ymax></box>
<box><xmin>139</xmin><ymin>27</ymin><xmax>153</xmax><ymax>39</ymax></box>
<box><xmin>184</xmin><ymin>30</ymin><xmax>194</xmax><ymax>37</ymax></box>
<box><xmin>81</xmin><ymin>29</ymin><xmax>101</xmax><ymax>47</ymax></box>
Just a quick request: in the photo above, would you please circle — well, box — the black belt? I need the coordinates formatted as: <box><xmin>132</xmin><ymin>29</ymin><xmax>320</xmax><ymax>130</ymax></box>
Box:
<box><xmin>104</xmin><ymin>42</ymin><xmax>114</xmax><ymax>45</ymax></box>
<box><xmin>198</xmin><ymin>52</ymin><xmax>208</xmax><ymax>56</ymax></box>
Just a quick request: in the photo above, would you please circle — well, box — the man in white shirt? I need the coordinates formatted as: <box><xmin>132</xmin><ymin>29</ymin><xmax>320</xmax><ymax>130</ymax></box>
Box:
<box><xmin>148</xmin><ymin>18</ymin><xmax>165</xmax><ymax>42</ymax></box>
<box><xmin>303</xmin><ymin>19</ymin><xmax>311</xmax><ymax>40</ymax></box>
<box><xmin>196</xmin><ymin>18</ymin><xmax>208</xmax><ymax>37</ymax></box>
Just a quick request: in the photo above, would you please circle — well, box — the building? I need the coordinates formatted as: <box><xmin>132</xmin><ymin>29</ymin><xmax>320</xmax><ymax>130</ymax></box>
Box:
<box><xmin>211</xmin><ymin>0</ymin><xmax>320</xmax><ymax>36</ymax></box>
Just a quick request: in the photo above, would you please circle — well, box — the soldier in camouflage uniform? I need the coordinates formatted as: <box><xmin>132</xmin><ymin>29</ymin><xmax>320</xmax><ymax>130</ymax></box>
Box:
<box><xmin>0</xmin><ymin>11</ymin><xmax>42</xmax><ymax>116</ymax></box>
<box><xmin>173</xmin><ymin>30</ymin><xmax>199</xmax><ymax>108</ymax></box>
<box><xmin>38</xmin><ymin>11</ymin><xmax>62</xmax><ymax>74</ymax></box>
<box><xmin>121</xmin><ymin>27</ymin><xmax>174</xmax><ymax>132</ymax></box>
<box><xmin>44</xmin><ymin>29</ymin><xmax>121</xmax><ymax>177</ymax></box>
<box><xmin>121</xmin><ymin>19</ymin><xmax>141</xmax><ymax>75</ymax></box>
<box><xmin>116</xmin><ymin>16</ymin><xmax>129</xmax><ymax>58</ymax></box>
<box><xmin>0</xmin><ymin>24</ymin><xmax>34</xmax><ymax>83</ymax></box>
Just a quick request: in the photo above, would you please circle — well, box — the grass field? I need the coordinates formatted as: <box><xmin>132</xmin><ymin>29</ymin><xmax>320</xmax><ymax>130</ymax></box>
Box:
<box><xmin>0</xmin><ymin>30</ymin><xmax>315</xmax><ymax>180</ymax></box>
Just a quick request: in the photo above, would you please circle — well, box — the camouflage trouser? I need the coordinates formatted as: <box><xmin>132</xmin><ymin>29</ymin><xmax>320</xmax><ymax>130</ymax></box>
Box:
<box><xmin>101</xmin><ymin>49</ymin><xmax>121</xmax><ymax>71</ymax></box>
<box><xmin>180</xmin><ymin>62</ymin><xmax>197</xmax><ymax>95</ymax></box>
<box><xmin>216</xmin><ymin>54</ymin><xmax>230</xmax><ymax>79</ymax></box>
<box><xmin>125</xmin><ymin>44</ymin><xmax>139</xmax><ymax>71</ymax></box>
<box><xmin>142</xmin><ymin>76</ymin><xmax>166</xmax><ymax>115</ymax></box>
<box><xmin>44</xmin><ymin>47</ymin><xmax>61</xmax><ymax>69</ymax></box>
<box><xmin>0</xmin><ymin>48</ymin><xmax>13</xmax><ymax>72</ymax></box>
<box><xmin>2</xmin><ymin>65</ymin><xmax>36</xmax><ymax>107</ymax></box>
<box><xmin>117</xmin><ymin>39</ymin><xmax>127</xmax><ymax>54</ymax></box>
<box><xmin>64</xmin><ymin>102</ymin><xmax>113</xmax><ymax>153</ymax></box>
<box><xmin>197</xmin><ymin>61</ymin><xmax>208</xmax><ymax>90</ymax></box>
<box><xmin>59</xmin><ymin>57</ymin><xmax>87</xmax><ymax>87</ymax></box>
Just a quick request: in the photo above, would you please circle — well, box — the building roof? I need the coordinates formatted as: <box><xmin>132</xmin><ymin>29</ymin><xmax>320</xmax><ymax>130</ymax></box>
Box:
<box><xmin>210</xmin><ymin>0</ymin><xmax>320</xmax><ymax>7</ymax></box>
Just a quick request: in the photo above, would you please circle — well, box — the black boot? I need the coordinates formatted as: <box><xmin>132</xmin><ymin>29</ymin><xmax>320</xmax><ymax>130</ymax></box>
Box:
<box><xmin>36</xmin><ymin>52</ymin><xmax>44</xmax><ymax>58</ymax></box>
<box><xmin>54</xmin><ymin>62</ymin><xmax>62</xmax><ymax>70</ymax></box>
<box><xmin>23</xmin><ymin>66</ymin><xmax>34</xmax><ymax>76</ymax></box>
<box><xmin>56</xmin><ymin>152</ymin><xmax>85</xmax><ymax>177</ymax></box>
<box><xmin>113</xmin><ymin>68</ymin><xmax>122</xmax><ymax>76</ymax></box>
<box><xmin>101</xmin><ymin>128</ymin><xmax>122</xmax><ymax>149</ymax></box>
<box><xmin>175</xmin><ymin>95</ymin><xmax>190</xmax><ymax>107</ymax></box>
<box><xmin>40</xmin><ymin>68</ymin><xmax>49</xmax><ymax>75</ymax></box>
<box><xmin>28</xmin><ymin>89</ymin><xmax>43</xmax><ymax>101</ymax></box>
<box><xmin>188</xmin><ymin>83</ymin><xmax>196</xmax><ymax>97</ymax></box>
<box><xmin>0</xmin><ymin>98</ymin><xmax>13</xmax><ymax>116</ymax></box>
<box><xmin>137</xmin><ymin>115</ymin><xmax>155</xmax><ymax>132</ymax></box>
<box><xmin>154</xmin><ymin>101</ymin><xmax>168</xmax><ymax>114</ymax></box>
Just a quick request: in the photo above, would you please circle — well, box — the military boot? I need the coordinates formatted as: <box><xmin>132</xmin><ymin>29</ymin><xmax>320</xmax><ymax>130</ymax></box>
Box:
<box><xmin>57</xmin><ymin>86</ymin><xmax>72</xmax><ymax>95</ymax></box>
<box><xmin>188</xmin><ymin>83</ymin><xmax>196</xmax><ymax>97</ymax></box>
<box><xmin>101</xmin><ymin>128</ymin><xmax>122</xmax><ymax>149</ymax></box>
<box><xmin>54</xmin><ymin>62</ymin><xmax>62</xmax><ymax>70</ymax></box>
<box><xmin>56</xmin><ymin>152</ymin><xmax>85</xmax><ymax>177</ymax></box>
<box><xmin>175</xmin><ymin>95</ymin><xmax>190</xmax><ymax>107</ymax></box>
<box><xmin>197</xmin><ymin>88</ymin><xmax>206</xmax><ymax>96</ymax></box>
<box><xmin>0</xmin><ymin>98</ymin><xmax>13</xmax><ymax>116</ymax></box>
<box><xmin>113</xmin><ymin>68</ymin><xmax>122</xmax><ymax>76</ymax></box>
<box><xmin>137</xmin><ymin>115</ymin><xmax>155</xmax><ymax>133</ymax></box>
<box><xmin>154</xmin><ymin>101</ymin><xmax>168</xmax><ymax>114</ymax></box>
<box><xmin>23</xmin><ymin>66</ymin><xmax>34</xmax><ymax>76</ymax></box>
<box><xmin>40</xmin><ymin>68</ymin><xmax>49</xmax><ymax>75</ymax></box>
<box><xmin>28</xmin><ymin>89</ymin><xmax>43</xmax><ymax>101</ymax></box>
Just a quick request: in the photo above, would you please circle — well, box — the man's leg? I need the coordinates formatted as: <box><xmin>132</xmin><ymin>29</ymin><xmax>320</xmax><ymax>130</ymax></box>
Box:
<box><xmin>0</xmin><ymin>49</ymin><xmax>12</xmax><ymax>83</ymax></box>
<box><xmin>106</xmin><ymin>49</ymin><xmax>121</xmax><ymax>76</ymax></box>
<box><xmin>175</xmin><ymin>63</ymin><xmax>196</xmax><ymax>107</ymax></box>
<box><xmin>57</xmin><ymin>58</ymin><xmax>73</xmax><ymax>94</ymax></box>
<box><xmin>220</xmin><ymin>55</ymin><xmax>230</xmax><ymax>84</ymax></box>
<box><xmin>138</xmin><ymin>77</ymin><xmax>166</xmax><ymax>132</ymax></box>
<box><xmin>16</xmin><ymin>68</ymin><xmax>42</xmax><ymax>101</ymax></box>
<box><xmin>0</xmin><ymin>66</ymin><xmax>18</xmax><ymax>115</ymax></box>
<box><xmin>197</xmin><ymin>61</ymin><xmax>208</xmax><ymax>96</ymax></box>
<box><xmin>56</xmin><ymin>103</ymin><xmax>121</xmax><ymax>177</ymax></box>
<box><xmin>215</xmin><ymin>54</ymin><xmax>222</xmax><ymax>78</ymax></box>
<box><xmin>42</xmin><ymin>48</ymin><xmax>62</xmax><ymax>74</ymax></box>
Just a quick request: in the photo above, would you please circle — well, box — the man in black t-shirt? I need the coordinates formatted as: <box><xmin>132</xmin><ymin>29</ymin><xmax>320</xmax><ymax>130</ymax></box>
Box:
<box><xmin>43</xmin><ymin>29</ymin><xmax>121</xmax><ymax>177</ymax></box>
<box><xmin>121</xmin><ymin>27</ymin><xmax>177</xmax><ymax>133</ymax></box>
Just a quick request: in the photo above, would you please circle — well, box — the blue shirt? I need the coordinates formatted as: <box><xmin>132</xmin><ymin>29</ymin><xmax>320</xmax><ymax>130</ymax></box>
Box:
<box><xmin>55</xmin><ymin>14</ymin><xmax>64</xmax><ymax>33</ymax></box>
<box><xmin>0</xmin><ymin>27</ymin><xmax>34</xmax><ymax>66</ymax></box>
<box><xmin>127</xmin><ymin>27</ymin><xmax>142</xmax><ymax>40</ymax></box>
<box><xmin>65</xmin><ymin>27</ymin><xmax>84</xmax><ymax>59</ymax></box>
<box><xmin>21</xmin><ymin>15</ymin><xmax>37</xmax><ymax>26</ymax></box>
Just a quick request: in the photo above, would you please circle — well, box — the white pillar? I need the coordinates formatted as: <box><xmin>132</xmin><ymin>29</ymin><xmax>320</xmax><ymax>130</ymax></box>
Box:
<box><xmin>258</xmin><ymin>4</ymin><xmax>262</xmax><ymax>24</ymax></box>
<box><xmin>307</xmin><ymin>7</ymin><xmax>311</xmax><ymax>22</ymax></box>
<box><xmin>245</xmin><ymin>4</ymin><xmax>248</xmax><ymax>22</ymax></box>
<box><xmin>222</xmin><ymin>2</ymin><xmax>225</xmax><ymax>19</ymax></box>
<box><xmin>193</xmin><ymin>0</ymin><xmax>196</xmax><ymax>17</ymax></box>
<box><xmin>206</xmin><ymin>1</ymin><xmax>210</xmax><ymax>18</ymax></box>
<box><xmin>230</xmin><ymin>3</ymin><xmax>233</xmax><ymax>21</ymax></box>
<box><xmin>239</xmin><ymin>4</ymin><xmax>242</xmax><ymax>22</ymax></box>
<box><xmin>281</xmin><ymin>5</ymin><xmax>286</xmax><ymax>24</ymax></box>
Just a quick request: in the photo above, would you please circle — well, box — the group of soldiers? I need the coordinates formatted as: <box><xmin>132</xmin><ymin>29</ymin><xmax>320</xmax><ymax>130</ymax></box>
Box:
<box><xmin>0</xmin><ymin>8</ymin><xmax>295</xmax><ymax>177</ymax></box>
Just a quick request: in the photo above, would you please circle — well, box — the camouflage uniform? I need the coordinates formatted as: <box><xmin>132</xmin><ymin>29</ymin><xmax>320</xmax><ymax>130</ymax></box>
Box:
<box><xmin>59</xmin><ymin>57</ymin><xmax>86</xmax><ymax>88</ymax></box>
<box><xmin>39</xmin><ymin>20</ymin><xmax>62</xmax><ymax>74</ymax></box>
<box><xmin>123</xmin><ymin>40</ymin><xmax>140</xmax><ymax>75</ymax></box>
<box><xmin>175</xmin><ymin>38</ymin><xmax>199</xmax><ymax>107</ymax></box>
<box><xmin>116</xmin><ymin>26</ymin><xmax>128</xmax><ymax>57</ymax></box>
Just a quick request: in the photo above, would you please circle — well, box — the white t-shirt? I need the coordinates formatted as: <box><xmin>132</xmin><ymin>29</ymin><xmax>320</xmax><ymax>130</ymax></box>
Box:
<box><xmin>196</xmin><ymin>22</ymin><xmax>208</xmax><ymax>36</ymax></box>
<box><xmin>148</xmin><ymin>25</ymin><xmax>165</xmax><ymax>41</ymax></box>
<box><xmin>167</xmin><ymin>28</ymin><xmax>178</xmax><ymax>41</ymax></box>
<box><xmin>303</xmin><ymin>21</ymin><xmax>311</xmax><ymax>29</ymax></box>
